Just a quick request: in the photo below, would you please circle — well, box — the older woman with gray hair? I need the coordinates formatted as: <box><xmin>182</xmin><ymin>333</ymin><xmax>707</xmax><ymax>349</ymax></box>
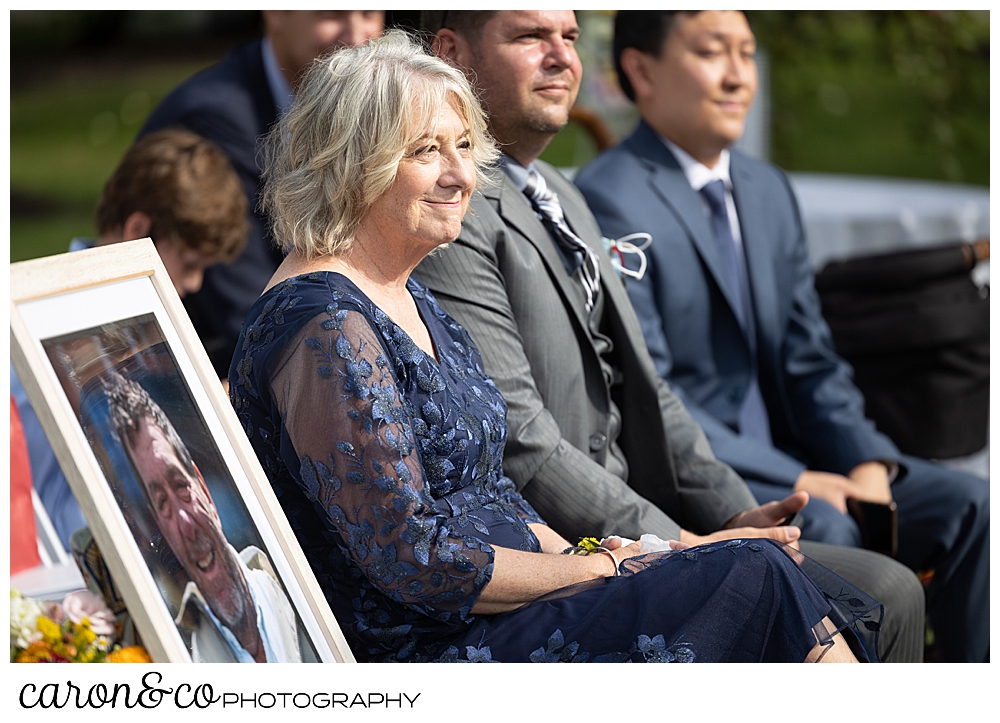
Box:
<box><xmin>229</xmin><ymin>31</ymin><xmax>879</xmax><ymax>663</ymax></box>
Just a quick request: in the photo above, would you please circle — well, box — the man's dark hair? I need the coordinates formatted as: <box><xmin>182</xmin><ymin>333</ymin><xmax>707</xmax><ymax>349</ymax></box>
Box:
<box><xmin>106</xmin><ymin>371</ymin><xmax>197</xmax><ymax>493</ymax></box>
<box><xmin>614</xmin><ymin>11</ymin><xmax>701</xmax><ymax>101</ymax></box>
<box><xmin>421</xmin><ymin>10</ymin><xmax>498</xmax><ymax>41</ymax></box>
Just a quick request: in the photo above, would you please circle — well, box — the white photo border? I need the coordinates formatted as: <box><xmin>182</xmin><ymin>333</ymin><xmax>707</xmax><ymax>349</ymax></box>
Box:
<box><xmin>10</xmin><ymin>238</ymin><xmax>355</xmax><ymax>663</ymax></box>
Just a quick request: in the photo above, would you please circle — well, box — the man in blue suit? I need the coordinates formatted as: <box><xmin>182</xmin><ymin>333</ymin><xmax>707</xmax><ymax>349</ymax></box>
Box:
<box><xmin>575</xmin><ymin>10</ymin><xmax>988</xmax><ymax>662</ymax></box>
<box><xmin>140</xmin><ymin>11</ymin><xmax>384</xmax><ymax>376</ymax></box>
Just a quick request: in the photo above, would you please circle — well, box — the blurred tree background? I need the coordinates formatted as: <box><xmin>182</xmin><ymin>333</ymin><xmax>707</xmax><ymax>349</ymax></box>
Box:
<box><xmin>10</xmin><ymin>10</ymin><xmax>263</xmax><ymax>262</ymax></box>
<box><xmin>751</xmin><ymin>10</ymin><xmax>989</xmax><ymax>184</ymax></box>
<box><xmin>9</xmin><ymin>10</ymin><xmax>989</xmax><ymax>263</ymax></box>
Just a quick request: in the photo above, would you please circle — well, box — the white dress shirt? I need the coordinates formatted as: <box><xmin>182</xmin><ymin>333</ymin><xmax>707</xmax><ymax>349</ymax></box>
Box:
<box><xmin>660</xmin><ymin>137</ymin><xmax>744</xmax><ymax>250</ymax></box>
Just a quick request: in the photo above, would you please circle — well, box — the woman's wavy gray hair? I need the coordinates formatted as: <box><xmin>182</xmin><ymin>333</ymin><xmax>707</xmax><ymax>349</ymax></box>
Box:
<box><xmin>262</xmin><ymin>29</ymin><xmax>499</xmax><ymax>259</ymax></box>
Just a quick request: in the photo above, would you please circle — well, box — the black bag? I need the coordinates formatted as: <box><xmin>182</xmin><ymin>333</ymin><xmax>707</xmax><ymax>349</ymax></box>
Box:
<box><xmin>814</xmin><ymin>241</ymin><xmax>989</xmax><ymax>459</ymax></box>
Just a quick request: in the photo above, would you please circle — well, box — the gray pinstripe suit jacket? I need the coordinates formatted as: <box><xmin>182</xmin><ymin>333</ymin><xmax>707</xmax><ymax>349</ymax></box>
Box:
<box><xmin>415</xmin><ymin>161</ymin><xmax>756</xmax><ymax>543</ymax></box>
<box><xmin>416</xmin><ymin>162</ymin><xmax>925</xmax><ymax>661</ymax></box>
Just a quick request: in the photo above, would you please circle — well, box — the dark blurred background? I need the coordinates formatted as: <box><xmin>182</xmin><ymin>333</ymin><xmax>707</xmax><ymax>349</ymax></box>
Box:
<box><xmin>9</xmin><ymin>9</ymin><xmax>989</xmax><ymax>263</ymax></box>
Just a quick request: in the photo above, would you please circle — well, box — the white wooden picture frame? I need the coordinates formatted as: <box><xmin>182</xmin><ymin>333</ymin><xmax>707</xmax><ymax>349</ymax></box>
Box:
<box><xmin>10</xmin><ymin>239</ymin><xmax>355</xmax><ymax>663</ymax></box>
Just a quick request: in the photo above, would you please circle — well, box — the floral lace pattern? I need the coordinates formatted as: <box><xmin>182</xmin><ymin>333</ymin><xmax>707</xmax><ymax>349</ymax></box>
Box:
<box><xmin>231</xmin><ymin>272</ymin><xmax>543</xmax><ymax>660</ymax></box>
<box><xmin>231</xmin><ymin>272</ymin><xmax>882</xmax><ymax>663</ymax></box>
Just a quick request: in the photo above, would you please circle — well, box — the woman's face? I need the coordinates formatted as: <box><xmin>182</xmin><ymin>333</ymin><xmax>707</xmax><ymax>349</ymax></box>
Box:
<box><xmin>361</xmin><ymin>100</ymin><xmax>477</xmax><ymax>255</ymax></box>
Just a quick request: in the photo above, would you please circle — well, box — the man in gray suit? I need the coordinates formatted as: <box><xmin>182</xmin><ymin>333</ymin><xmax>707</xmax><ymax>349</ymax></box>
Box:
<box><xmin>415</xmin><ymin>10</ymin><xmax>924</xmax><ymax>662</ymax></box>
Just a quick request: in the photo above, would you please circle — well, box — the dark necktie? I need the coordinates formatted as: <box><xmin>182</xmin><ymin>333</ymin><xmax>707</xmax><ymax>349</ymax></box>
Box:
<box><xmin>700</xmin><ymin>180</ymin><xmax>748</xmax><ymax>327</ymax></box>
<box><xmin>524</xmin><ymin>169</ymin><xmax>601</xmax><ymax>312</ymax></box>
<box><xmin>700</xmin><ymin>179</ymin><xmax>773</xmax><ymax>446</ymax></box>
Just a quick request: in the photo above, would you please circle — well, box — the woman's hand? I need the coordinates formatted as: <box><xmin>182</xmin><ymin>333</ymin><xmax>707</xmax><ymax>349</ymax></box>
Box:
<box><xmin>471</xmin><ymin>536</ymin><xmax>644</xmax><ymax>615</ymax></box>
<box><xmin>600</xmin><ymin>536</ymin><xmax>644</xmax><ymax>563</ymax></box>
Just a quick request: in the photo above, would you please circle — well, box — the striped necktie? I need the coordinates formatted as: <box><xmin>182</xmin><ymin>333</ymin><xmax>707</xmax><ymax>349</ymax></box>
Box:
<box><xmin>524</xmin><ymin>169</ymin><xmax>601</xmax><ymax>312</ymax></box>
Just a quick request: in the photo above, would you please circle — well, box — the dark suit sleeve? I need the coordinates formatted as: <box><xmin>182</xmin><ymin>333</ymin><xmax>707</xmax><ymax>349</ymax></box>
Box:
<box><xmin>771</xmin><ymin>173</ymin><xmax>900</xmax><ymax>475</ymax></box>
<box><xmin>661</xmin><ymin>369</ymin><xmax>807</xmax><ymax>486</ymax></box>
<box><xmin>416</xmin><ymin>206</ymin><xmax>683</xmax><ymax>542</ymax></box>
<box><xmin>581</xmin><ymin>174</ymin><xmax>808</xmax><ymax>488</ymax></box>
<box><xmin>144</xmin><ymin>107</ymin><xmax>279</xmax><ymax>374</ymax></box>
<box><xmin>138</xmin><ymin>44</ymin><xmax>282</xmax><ymax>377</ymax></box>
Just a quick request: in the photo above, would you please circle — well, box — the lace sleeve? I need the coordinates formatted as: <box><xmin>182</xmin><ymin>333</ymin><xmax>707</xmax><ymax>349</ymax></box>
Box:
<box><xmin>269</xmin><ymin>309</ymin><xmax>494</xmax><ymax>619</ymax></box>
<box><xmin>495</xmin><ymin>475</ymin><xmax>545</xmax><ymax>525</ymax></box>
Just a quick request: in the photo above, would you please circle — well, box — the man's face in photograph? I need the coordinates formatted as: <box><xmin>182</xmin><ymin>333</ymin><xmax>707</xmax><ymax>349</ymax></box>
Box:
<box><xmin>128</xmin><ymin>415</ymin><xmax>248</xmax><ymax>628</ymax></box>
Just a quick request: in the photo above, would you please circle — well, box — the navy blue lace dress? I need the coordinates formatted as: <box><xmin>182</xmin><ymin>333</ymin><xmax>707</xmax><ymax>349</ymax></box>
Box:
<box><xmin>230</xmin><ymin>272</ymin><xmax>882</xmax><ymax>662</ymax></box>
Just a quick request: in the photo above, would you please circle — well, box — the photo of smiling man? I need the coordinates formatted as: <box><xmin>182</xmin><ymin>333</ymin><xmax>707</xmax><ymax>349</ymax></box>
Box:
<box><xmin>106</xmin><ymin>371</ymin><xmax>303</xmax><ymax>663</ymax></box>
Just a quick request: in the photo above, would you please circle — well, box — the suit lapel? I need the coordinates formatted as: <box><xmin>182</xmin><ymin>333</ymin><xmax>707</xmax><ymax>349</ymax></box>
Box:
<box><xmin>488</xmin><ymin>170</ymin><xmax>593</xmax><ymax>335</ymax></box>
<box><xmin>629</xmin><ymin>123</ymin><xmax>746</xmax><ymax>324</ymax></box>
<box><xmin>730</xmin><ymin>153</ymin><xmax>779</xmax><ymax>362</ymax></box>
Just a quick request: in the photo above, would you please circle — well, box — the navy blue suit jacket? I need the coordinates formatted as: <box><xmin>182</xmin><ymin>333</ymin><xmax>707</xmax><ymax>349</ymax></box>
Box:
<box><xmin>576</xmin><ymin>121</ymin><xmax>900</xmax><ymax>487</ymax></box>
<box><xmin>140</xmin><ymin>39</ymin><xmax>283</xmax><ymax>376</ymax></box>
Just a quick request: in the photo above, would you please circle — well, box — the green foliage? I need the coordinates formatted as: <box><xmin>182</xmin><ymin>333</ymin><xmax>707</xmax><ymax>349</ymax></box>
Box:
<box><xmin>751</xmin><ymin>10</ymin><xmax>988</xmax><ymax>184</ymax></box>
<box><xmin>540</xmin><ymin>124</ymin><xmax>599</xmax><ymax>171</ymax></box>
<box><xmin>10</xmin><ymin>218</ymin><xmax>90</xmax><ymax>264</ymax></box>
<box><xmin>9</xmin><ymin>10</ymin><xmax>111</xmax><ymax>55</ymax></box>
<box><xmin>10</xmin><ymin>62</ymin><xmax>209</xmax><ymax>262</ymax></box>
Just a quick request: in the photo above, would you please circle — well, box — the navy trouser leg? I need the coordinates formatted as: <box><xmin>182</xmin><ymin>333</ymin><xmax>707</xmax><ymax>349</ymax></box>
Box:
<box><xmin>745</xmin><ymin>478</ymin><xmax>863</xmax><ymax>548</ymax></box>
<box><xmin>892</xmin><ymin>456</ymin><xmax>990</xmax><ymax>662</ymax></box>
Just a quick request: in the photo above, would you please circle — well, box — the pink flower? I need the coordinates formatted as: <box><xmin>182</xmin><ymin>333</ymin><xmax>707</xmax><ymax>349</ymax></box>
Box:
<box><xmin>44</xmin><ymin>601</ymin><xmax>66</xmax><ymax>625</ymax></box>
<box><xmin>61</xmin><ymin>591</ymin><xmax>116</xmax><ymax>637</ymax></box>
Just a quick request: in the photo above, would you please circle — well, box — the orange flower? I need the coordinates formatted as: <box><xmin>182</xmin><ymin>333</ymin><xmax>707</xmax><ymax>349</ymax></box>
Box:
<box><xmin>107</xmin><ymin>645</ymin><xmax>152</xmax><ymax>663</ymax></box>
<box><xmin>15</xmin><ymin>641</ymin><xmax>70</xmax><ymax>663</ymax></box>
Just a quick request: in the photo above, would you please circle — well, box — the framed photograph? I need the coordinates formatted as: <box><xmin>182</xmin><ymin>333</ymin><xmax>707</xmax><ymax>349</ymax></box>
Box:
<box><xmin>10</xmin><ymin>239</ymin><xmax>355</xmax><ymax>663</ymax></box>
